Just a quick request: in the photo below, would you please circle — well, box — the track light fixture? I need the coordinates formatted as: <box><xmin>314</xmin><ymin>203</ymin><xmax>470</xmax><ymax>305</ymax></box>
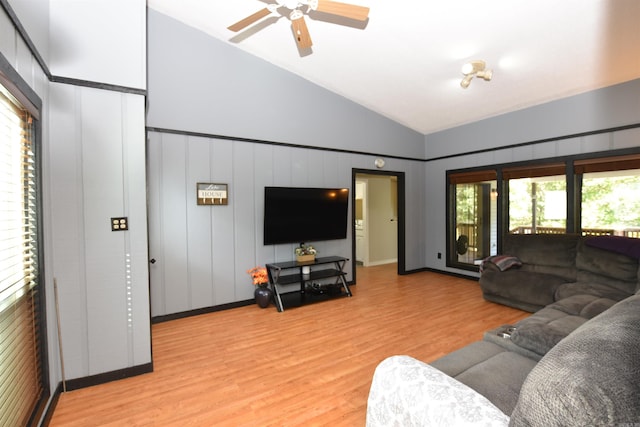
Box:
<box><xmin>460</xmin><ymin>60</ymin><xmax>492</xmax><ymax>89</ymax></box>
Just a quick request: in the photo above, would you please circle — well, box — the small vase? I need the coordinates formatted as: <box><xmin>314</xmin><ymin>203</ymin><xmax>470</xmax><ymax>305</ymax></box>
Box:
<box><xmin>254</xmin><ymin>284</ymin><xmax>272</xmax><ymax>308</ymax></box>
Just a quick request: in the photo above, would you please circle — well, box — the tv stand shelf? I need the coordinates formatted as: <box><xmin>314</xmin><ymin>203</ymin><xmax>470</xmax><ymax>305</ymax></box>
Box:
<box><xmin>266</xmin><ymin>256</ymin><xmax>351</xmax><ymax>312</ymax></box>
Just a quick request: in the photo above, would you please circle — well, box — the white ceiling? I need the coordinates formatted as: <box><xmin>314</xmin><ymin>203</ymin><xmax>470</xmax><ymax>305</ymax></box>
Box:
<box><xmin>147</xmin><ymin>0</ymin><xmax>640</xmax><ymax>135</ymax></box>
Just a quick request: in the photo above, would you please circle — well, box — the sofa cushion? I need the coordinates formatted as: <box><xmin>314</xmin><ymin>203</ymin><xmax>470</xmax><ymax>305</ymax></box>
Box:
<box><xmin>480</xmin><ymin>270</ymin><xmax>567</xmax><ymax>312</ymax></box>
<box><xmin>510</xmin><ymin>309</ymin><xmax>586</xmax><ymax>356</ymax></box>
<box><xmin>546</xmin><ymin>293</ymin><xmax>618</xmax><ymax>318</ymax></box>
<box><xmin>510</xmin><ymin>294</ymin><xmax>640</xmax><ymax>426</ymax></box>
<box><xmin>555</xmin><ymin>281</ymin><xmax>633</xmax><ymax>302</ymax></box>
<box><xmin>509</xmin><ymin>294</ymin><xmax>616</xmax><ymax>356</ymax></box>
<box><xmin>503</xmin><ymin>234</ymin><xmax>579</xmax><ymax>281</ymax></box>
<box><xmin>431</xmin><ymin>341</ymin><xmax>538</xmax><ymax>415</ymax></box>
<box><xmin>576</xmin><ymin>240</ymin><xmax>639</xmax><ymax>295</ymax></box>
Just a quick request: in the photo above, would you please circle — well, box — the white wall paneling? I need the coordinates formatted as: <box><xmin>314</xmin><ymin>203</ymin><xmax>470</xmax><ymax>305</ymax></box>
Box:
<box><xmin>49</xmin><ymin>83</ymin><xmax>150</xmax><ymax>378</ymax></box>
<box><xmin>0</xmin><ymin>6</ymin><xmax>16</xmax><ymax>64</ymax></box>
<box><xmin>147</xmin><ymin>131</ymin><xmax>427</xmax><ymax>317</ymax></box>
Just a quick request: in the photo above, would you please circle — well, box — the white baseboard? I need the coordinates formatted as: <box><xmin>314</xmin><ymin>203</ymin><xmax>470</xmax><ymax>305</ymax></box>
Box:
<box><xmin>367</xmin><ymin>258</ymin><xmax>398</xmax><ymax>267</ymax></box>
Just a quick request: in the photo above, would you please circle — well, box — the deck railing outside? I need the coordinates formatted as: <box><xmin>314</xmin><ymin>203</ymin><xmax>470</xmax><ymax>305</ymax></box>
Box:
<box><xmin>509</xmin><ymin>226</ymin><xmax>640</xmax><ymax>237</ymax></box>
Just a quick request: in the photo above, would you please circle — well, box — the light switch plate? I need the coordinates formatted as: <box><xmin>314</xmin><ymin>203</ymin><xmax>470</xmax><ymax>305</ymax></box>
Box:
<box><xmin>111</xmin><ymin>217</ymin><xmax>128</xmax><ymax>231</ymax></box>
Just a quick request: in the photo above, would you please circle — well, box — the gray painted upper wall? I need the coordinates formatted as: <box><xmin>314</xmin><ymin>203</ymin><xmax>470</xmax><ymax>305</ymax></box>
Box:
<box><xmin>48</xmin><ymin>0</ymin><xmax>146</xmax><ymax>88</ymax></box>
<box><xmin>146</xmin><ymin>9</ymin><xmax>424</xmax><ymax>159</ymax></box>
<box><xmin>425</xmin><ymin>78</ymin><xmax>640</xmax><ymax>159</ymax></box>
<box><xmin>6</xmin><ymin>0</ymin><xmax>49</xmax><ymax>64</ymax></box>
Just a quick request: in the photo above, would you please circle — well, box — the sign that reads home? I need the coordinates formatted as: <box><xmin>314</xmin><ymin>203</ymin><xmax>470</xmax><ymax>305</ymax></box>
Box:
<box><xmin>197</xmin><ymin>183</ymin><xmax>228</xmax><ymax>205</ymax></box>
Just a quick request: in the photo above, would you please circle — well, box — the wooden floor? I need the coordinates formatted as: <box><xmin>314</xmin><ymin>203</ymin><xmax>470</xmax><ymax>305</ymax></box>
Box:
<box><xmin>50</xmin><ymin>264</ymin><xmax>528</xmax><ymax>426</ymax></box>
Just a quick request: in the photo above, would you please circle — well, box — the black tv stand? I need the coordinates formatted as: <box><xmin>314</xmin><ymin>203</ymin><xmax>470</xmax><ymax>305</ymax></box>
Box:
<box><xmin>265</xmin><ymin>256</ymin><xmax>351</xmax><ymax>312</ymax></box>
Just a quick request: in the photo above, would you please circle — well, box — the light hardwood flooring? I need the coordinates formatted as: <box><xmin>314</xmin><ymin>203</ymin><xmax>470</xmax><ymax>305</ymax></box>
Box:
<box><xmin>49</xmin><ymin>264</ymin><xmax>528</xmax><ymax>426</ymax></box>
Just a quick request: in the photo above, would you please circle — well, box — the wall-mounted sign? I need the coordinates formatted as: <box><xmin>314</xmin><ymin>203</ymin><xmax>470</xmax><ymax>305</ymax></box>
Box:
<box><xmin>197</xmin><ymin>183</ymin><xmax>228</xmax><ymax>205</ymax></box>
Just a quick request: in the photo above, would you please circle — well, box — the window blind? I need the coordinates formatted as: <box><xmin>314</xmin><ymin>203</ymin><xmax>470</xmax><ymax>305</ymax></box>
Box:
<box><xmin>502</xmin><ymin>162</ymin><xmax>566</xmax><ymax>180</ymax></box>
<box><xmin>0</xmin><ymin>86</ymin><xmax>44</xmax><ymax>426</ymax></box>
<box><xmin>448</xmin><ymin>169</ymin><xmax>497</xmax><ymax>185</ymax></box>
<box><xmin>574</xmin><ymin>154</ymin><xmax>640</xmax><ymax>174</ymax></box>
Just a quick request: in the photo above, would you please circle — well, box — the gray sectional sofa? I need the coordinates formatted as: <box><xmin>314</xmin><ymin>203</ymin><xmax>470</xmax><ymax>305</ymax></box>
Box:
<box><xmin>480</xmin><ymin>234</ymin><xmax>640</xmax><ymax>312</ymax></box>
<box><xmin>366</xmin><ymin>234</ymin><xmax>640</xmax><ymax>426</ymax></box>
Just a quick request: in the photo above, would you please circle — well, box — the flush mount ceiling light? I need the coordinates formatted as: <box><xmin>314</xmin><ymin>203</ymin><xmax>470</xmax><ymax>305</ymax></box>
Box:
<box><xmin>460</xmin><ymin>60</ymin><xmax>493</xmax><ymax>89</ymax></box>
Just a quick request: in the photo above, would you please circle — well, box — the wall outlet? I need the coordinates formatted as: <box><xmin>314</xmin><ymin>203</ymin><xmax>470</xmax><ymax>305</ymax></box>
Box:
<box><xmin>437</xmin><ymin>252</ymin><xmax>442</xmax><ymax>259</ymax></box>
<box><xmin>111</xmin><ymin>217</ymin><xmax>128</xmax><ymax>231</ymax></box>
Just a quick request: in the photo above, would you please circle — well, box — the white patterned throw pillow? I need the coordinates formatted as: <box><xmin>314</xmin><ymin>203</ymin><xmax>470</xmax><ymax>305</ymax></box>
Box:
<box><xmin>366</xmin><ymin>355</ymin><xmax>509</xmax><ymax>427</ymax></box>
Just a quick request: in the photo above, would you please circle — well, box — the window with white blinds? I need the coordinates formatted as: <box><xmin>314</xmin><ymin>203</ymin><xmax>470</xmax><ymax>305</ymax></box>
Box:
<box><xmin>0</xmin><ymin>84</ymin><xmax>45</xmax><ymax>426</ymax></box>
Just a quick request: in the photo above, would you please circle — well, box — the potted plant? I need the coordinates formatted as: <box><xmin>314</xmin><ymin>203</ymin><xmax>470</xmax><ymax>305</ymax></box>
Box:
<box><xmin>295</xmin><ymin>243</ymin><xmax>317</xmax><ymax>263</ymax></box>
<box><xmin>247</xmin><ymin>266</ymin><xmax>272</xmax><ymax>308</ymax></box>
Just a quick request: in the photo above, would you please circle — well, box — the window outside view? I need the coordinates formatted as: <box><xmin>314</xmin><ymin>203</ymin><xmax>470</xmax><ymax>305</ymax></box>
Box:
<box><xmin>455</xmin><ymin>181</ymin><xmax>497</xmax><ymax>264</ymax></box>
<box><xmin>508</xmin><ymin>175</ymin><xmax>567</xmax><ymax>234</ymax></box>
<box><xmin>581</xmin><ymin>170</ymin><xmax>640</xmax><ymax>238</ymax></box>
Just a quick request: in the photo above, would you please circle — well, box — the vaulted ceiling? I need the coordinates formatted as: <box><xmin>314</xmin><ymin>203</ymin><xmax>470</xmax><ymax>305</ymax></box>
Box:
<box><xmin>147</xmin><ymin>0</ymin><xmax>640</xmax><ymax>135</ymax></box>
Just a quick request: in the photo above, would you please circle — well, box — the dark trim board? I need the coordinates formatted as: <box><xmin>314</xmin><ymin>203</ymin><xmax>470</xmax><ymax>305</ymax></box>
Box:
<box><xmin>427</xmin><ymin>123</ymin><xmax>640</xmax><ymax>162</ymax></box>
<box><xmin>419</xmin><ymin>266</ymin><xmax>479</xmax><ymax>282</ymax></box>
<box><xmin>151</xmin><ymin>299</ymin><xmax>255</xmax><ymax>324</ymax></box>
<box><xmin>148</xmin><ymin>123</ymin><xmax>640</xmax><ymax>165</ymax></box>
<box><xmin>0</xmin><ymin>51</ymin><xmax>42</xmax><ymax>116</ymax></box>
<box><xmin>39</xmin><ymin>382</ymin><xmax>63</xmax><ymax>427</ymax></box>
<box><xmin>50</xmin><ymin>75</ymin><xmax>147</xmax><ymax>96</ymax></box>
<box><xmin>41</xmin><ymin>364</ymin><xmax>154</xmax><ymax>423</ymax></box>
<box><xmin>63</xmin><ymin>363</ymin><xmax>154</xmax><ymax>392</ymax></box>
<box><xmin>146</xmin><ymin>126</ymin><xmax>422</xmax><ymax>162</ymax></box>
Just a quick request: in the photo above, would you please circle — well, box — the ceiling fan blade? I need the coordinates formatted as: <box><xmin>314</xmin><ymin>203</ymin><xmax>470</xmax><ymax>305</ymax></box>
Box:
<box><xmin>291</xmin><ymin>15</ymin><xmax>313</xmax><ymax>49</ymax></box>
<box><xmin>314</xmin><ymin>0</ymin><xmax>369</xmax><ymax>21</ymax></box>
<box><xmin>227</xmin><ymin>8</ymin><xmax>272</xmax><ymax>32</ymax></box>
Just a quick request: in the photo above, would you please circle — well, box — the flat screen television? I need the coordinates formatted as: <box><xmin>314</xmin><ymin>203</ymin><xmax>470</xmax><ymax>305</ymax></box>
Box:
<box><xmin>264</xmin><ymin>186</ymin><xmax>350</xmax><ymax>245</ymax></box>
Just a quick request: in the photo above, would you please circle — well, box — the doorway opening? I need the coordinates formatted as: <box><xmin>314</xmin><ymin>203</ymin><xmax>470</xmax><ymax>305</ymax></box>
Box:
<box><xmin>352</xmin><ymin>169</ymin><xmax>406</xmax><ymax>284</ymax></box>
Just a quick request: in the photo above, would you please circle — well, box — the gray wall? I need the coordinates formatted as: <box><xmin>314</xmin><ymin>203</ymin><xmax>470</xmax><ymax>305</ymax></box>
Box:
<box><xmin>2</xmin><ymin>3</ymin><xmax>638</xmax><ymax>422</ymax></box>
<box><xmin>146</xmin><ymin>9</ymin><xmax>427</xmax><ymax>317</ymax></box>
<box><xmin>425</xmin><ymin>80</ymin><xmax>640</xmax><ymax>159</ymax></box>
<box><xmin>146</xmin><ymin>9</ymin><xmax>424</xmax><ymax>159</ymax></box>
<box><xmin>3</xmin><ymin>0</ymin><xmax>49</xmax><ymax>64</ymax></box>
<box><xmin>48</xmin><ymin>83</ymin><xmax>150</xmax><ymax>377</ymax></box>
<box><xmin>45</xmin><ymin>0</ymin><xmax>149</xmax><ymax>382</ymax></box>
<box><xmin>423</xmin><ymin>79</ymin><xmax>640</xmax><ymax>276</ymax></box>
<box><xmin>2</xmin><ymin>0</ymin><xmax>149</xmax><ymax>418</ymax></box>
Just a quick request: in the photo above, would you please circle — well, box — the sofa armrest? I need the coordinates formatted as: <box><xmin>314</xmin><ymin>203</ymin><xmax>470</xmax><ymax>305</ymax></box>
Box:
<box><xmin>366</xmin><ymin>355</ymin><xmax>509</xmax><ymax>427</ymax></box>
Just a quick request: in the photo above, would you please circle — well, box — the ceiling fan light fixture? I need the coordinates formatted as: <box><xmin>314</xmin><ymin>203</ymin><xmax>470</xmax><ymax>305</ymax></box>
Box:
<box><xmin>460</xmin><ymin>75</ymin><xmax>473</xmax><ymax>89</ymax></box>
<box><xmin>290</xmin><ymin>9</ymin><xmax>304</xmax><ymax>20</ymax></box>
<box><xmin>461</xmin><ymin>60</ymin><xmax>486</xmax><ymax>76</ymax></box>
<box><xmin>476</xmin><ymin>69</ymin><xmax>493</xmax><ymax>81</ymax></box>
<box><xmin>460</xmin><ymin>59</ymin><xmax>492</xmax><ymax>89</ymax></box>
<box><xmin>278</xmin><ymin>0</ymin><xmax>302</xmax><ymax>9</ymax></box>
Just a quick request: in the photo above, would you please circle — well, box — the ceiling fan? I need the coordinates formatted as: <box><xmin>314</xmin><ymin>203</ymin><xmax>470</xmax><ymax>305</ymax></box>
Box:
<box><xmin>228</xmin><ymin>0</ymin><xmax>370</xmax><ymax>50</ymax></box>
